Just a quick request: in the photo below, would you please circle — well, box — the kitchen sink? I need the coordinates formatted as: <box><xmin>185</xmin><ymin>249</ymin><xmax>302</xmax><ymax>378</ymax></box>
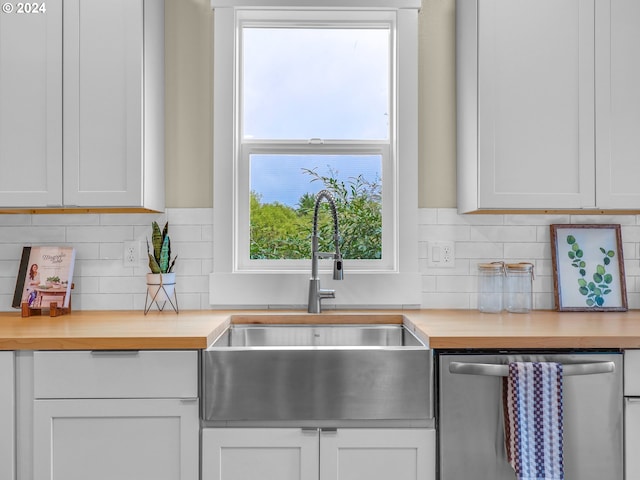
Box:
<box><xmin>202</xmin><ymin>322</ymin><xmax>433</xmax><ymax>424</ymax></box>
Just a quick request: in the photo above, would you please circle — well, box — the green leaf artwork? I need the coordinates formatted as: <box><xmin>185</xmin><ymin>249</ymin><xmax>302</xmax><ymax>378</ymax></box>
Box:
<box><xmin>566</xmin><ymin>235</ymin><xmax>615</xmax><ymax>307</ymax></box>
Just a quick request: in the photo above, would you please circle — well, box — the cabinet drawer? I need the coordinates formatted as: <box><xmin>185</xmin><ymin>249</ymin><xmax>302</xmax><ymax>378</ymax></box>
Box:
<box><xmin>34</xmin><ymin>350</ymin><xmax>198</xmax><ymax>399</ymax></box>
<box><xmin>625</xmin><ymin>350</ymin><xmax>640</xmax><ymax>396</ymax></box>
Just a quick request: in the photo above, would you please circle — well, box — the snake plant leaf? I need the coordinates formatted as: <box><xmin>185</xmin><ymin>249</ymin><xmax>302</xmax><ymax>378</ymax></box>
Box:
<box><xmin>147</xmin><ymin>239</ymin><xmax>161</xmax><ymax>273</ymax></box>
<box><xmin>167</xmin><ymin>256</ymin><xmax>178</xmax><ymax>273</ymax></box>
<box><xmin>151</xmin><ymin>221</ymin><xmax>163</xmax><ymax>262</ymax></box>
<box><xmin>159</xmin><ymin>236</ymin><xmax>170</xmax><ymax>273</ymax></box>
<box><xmin>148</xmin><ymin>253</ymin><xmax>161</xmax><ymax>273</ymax></box>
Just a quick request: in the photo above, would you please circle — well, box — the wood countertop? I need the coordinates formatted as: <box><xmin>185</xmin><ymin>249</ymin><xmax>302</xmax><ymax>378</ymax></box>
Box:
<box><xmin>1</xmin><ymin>309</ymin><xmax>640</xmax><ymax>350</ymax></box>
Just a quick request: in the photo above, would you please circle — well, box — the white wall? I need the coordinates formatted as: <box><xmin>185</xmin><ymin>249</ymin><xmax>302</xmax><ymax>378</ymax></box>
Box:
<box><xmin>1</xmin><ymin>208</ymin><xmax>639</xmax><ymax>311</ymax></box>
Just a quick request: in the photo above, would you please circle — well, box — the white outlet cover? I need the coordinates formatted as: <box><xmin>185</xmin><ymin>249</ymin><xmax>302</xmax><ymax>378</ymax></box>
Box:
<box><xmin>427</xmin><ymin>241</ymin><xmax>455</xmax><ymax>268</ymax></box>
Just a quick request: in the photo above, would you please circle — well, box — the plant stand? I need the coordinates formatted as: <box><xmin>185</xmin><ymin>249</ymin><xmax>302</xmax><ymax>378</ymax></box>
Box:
<box><xmin>144</xmin><ymin>275</ymin><xmax>179</xmax><ymax>315</ymax></box>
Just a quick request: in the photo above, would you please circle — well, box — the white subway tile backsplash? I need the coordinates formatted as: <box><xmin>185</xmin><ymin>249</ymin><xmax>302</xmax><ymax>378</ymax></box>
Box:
<box><xmin>470</xmin><ymin>225</ymin><xmax>536</xmax><ymax>243</ymax></box>
<box><xmin>169</xmin><ymin>225</ymin><xmax>206</xmax><ymax>242</ymax></box>
<box><xmin>504</xmin><ymin>214</ymin><xmax>570</xmax><ymax>226</ymax></box>
<box><xmin>99</xmin><ymin>276</ymin><xmax>146</xmax><ymax>295</ymax></box>
<box><xmin>1</xmin><ymin>207</ymin><xmax>639</xmax><ymax>312</ymax></box>
<box><xmin>503</xmin><ymin>242</ymin><xmax>548</xmax><ymax>259</ymax></box>
<box><xmin>1</xmin><ymin>226</ymin><xmax>66</xmax><ymax>243</ymax></box>
<box><xmin>167</xmin><ymin>208</ymin><xmax>213</xmax><ymax>225</ymax></box>
<box><xmin>569</xmin><ymin>214</ymin><xmax>636</xmax><ymax>225</ymax></box>
<box><xmin>421</xmin><ymin>292</ymin><xmax>471</xmax><ymax>309</ymax></box>
<box><xmin>32</xmin><ymin>214</ymin><xmax>100</xmax><ymax>226</ymax></box>
<box><xmin>456</xmin><ymin>241</ymin><xmax>503</xmax><ymax>259</ymax></box>
<box><xmin>0</xmin><ymin>215</ymin><xmax>31</xmax><ymax>226</ymax></box>
<box><xmin>420</xmin><ymin>224</ymin><xmax>471</xmax><ymax>242</ymax></box>
<box><xmin>66</xmin><ymin>226</ymin><xmax>134</xmax><ymax>243</ymax></box>
<box><xmin>437</xmin><ymin>208</ymin><xmax>503</xmax><ymax>226</ymax></box>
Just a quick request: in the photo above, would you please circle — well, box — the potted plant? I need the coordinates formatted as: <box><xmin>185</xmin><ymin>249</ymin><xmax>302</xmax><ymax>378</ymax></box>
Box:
<box><xmin>146</xmin><ymin>221</ymin><xmax>178</xmax><ymax>309</ymax></box>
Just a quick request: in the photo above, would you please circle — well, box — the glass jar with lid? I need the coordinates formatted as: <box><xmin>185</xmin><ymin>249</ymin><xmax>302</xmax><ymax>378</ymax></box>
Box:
<box><xmin>505</xmin><ymin>262</ymin><xmax>534</xmax><ymax>313</ymax></box>
<box><xmin>477</xmin><ymin>262</ymin><xmax>504</xmax><ymax>313</ymax></box>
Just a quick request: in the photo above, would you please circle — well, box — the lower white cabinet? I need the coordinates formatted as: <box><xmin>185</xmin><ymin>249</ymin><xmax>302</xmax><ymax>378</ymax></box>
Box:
<box><xmin>202</xmin><ymin>427</ymin><xmax>435</xmax><ymax>480</ymax></box>
<box><xmin>0</xmin><ymin>352</ymin><xmax>15</xmax><ymax>480</ymax></box>
<box><xmin>625</xmin><ymin>398</ymin><xmax>640</xmax><ymax>478</ymax></box>
<box><xmin>32</xmin><ymin>350</ymin><xmax>199</xmax><ymax>480</ymax></box>
<box><xmin>34</xmin><ymin>398</ymin><xmax>198</xmax><ymax>480</ymax></box>
<box><xmin>625</xmin><ymin>350</ymin><xmax>640</xmax><ymax>479</ymax></box>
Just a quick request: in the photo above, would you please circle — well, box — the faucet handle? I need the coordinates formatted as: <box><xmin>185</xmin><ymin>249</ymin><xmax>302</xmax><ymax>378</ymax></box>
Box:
<box><xmin>333</xmin><ymin>257</ymin><xmax>344</xmax><ymax>281</ymax></box>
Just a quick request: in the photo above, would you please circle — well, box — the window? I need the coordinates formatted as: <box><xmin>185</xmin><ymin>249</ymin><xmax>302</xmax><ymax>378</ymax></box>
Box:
<box><xmin>211</xmin><ymin>0</ymin><xmax>420</xmax><ymax>307</ymax></box>
<box><xmin>239</xmin><ymin>12</ymin><xmax>391</xmax><ymax>270</ymax></box>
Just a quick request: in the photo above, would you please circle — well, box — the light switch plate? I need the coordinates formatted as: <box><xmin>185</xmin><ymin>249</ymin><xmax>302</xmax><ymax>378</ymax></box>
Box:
<box><xmin>427</xmin><ymin>241</ymin><xmax>455</xmax><ymax>268</ymax></box>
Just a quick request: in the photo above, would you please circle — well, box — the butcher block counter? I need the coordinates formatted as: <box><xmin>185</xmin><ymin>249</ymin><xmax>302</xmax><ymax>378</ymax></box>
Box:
<box><xmin>1</xmin><ymin>309</ymin><xmax>640</xmax><ymax>350</ymax></box>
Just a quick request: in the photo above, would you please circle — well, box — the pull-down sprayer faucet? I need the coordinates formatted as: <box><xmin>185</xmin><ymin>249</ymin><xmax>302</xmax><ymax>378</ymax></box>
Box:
<box><xmin>308</xmin><ymin>190</ymin><xmax>343</xmax><ymax>313</ymax></box>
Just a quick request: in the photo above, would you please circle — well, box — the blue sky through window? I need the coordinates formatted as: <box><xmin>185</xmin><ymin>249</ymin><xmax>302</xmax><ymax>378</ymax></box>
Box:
<box><xmin>243</xmin><ymin>26</ymin><xmax>389</xmax><ymax>207</ymax></box>
<box><xmin>242</xmin><ymin>27</ymin><xmax>389</xmax><ymax>140</ymax></box>
<box><xmin>250</xmin><ymin>154</ymin><xmax>381</xmax><ymax>207</ymax></box>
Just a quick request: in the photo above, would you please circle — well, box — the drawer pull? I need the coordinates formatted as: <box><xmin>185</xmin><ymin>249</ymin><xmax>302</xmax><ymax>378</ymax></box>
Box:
<box><xmin>90</xmin><ymin>350</ymin><xmax>140</xmax><ymax>356</ymax></box>
<box><xmin>449</xmin><ymin>361</ymin><xmax>615</xmax><ymax>377</ymax></box>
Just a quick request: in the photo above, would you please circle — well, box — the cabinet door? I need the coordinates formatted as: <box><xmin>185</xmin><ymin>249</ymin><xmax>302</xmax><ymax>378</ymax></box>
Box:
<box><xmin>34</xmin><ymin>398</ymin><xmax>199</xmax><ymax>480</ymax></box>
<box><xmin>626</xmin><ymin>398</ymin><xmax>640</xmax><ymax>478</ymax></box>
<box><xmin>458</xmin><ymin>0</ymin><xmax>596</xmax><ymax>212</ymax></box>
<box><xmin>0</xmin><ymin>0</ymin><xmax>62</xmax><ymax>207</ymax></box>
<box><xmin>202</xmin><ymin>428</ymin><xmax>319</xmax><ymax>480</ymax></box>
<box><xmin>320</xmin><ymin>428</ymin><xmax>435</xmax><ymax>480</ymax></box>
<box><xmin>62</xmin><ymin>0</ymin><xmax>163</xmax><ymax>208</ymax></box>
<box><xmin>0</xmin><ymin>352</ymin><xmax>15</xmax><ymax>480</ymax></box>
<box><xmin>595</xmin><ymin>0</ymin><xmax>640</xmax><ymax>208</ymax></box>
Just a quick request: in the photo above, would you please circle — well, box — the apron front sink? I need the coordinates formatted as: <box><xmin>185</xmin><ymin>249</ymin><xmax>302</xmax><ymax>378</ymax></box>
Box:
<box><xmin>202</xmin><ymin>322</ymin><xmax>432</xmax><ymax>423</ymax></box>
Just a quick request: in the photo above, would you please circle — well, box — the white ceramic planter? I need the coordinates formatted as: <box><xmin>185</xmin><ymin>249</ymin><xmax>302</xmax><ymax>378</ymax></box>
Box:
<box><xmin>146</xmin><ymin>272</ymin><xmax>176</xmax><ymax>303</ymax></box>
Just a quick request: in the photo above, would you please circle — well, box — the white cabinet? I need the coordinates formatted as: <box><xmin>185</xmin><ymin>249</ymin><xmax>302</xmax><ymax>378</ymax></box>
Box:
<box><xmin>0</xmin><ymin>352</ymin><xmax>15</xmax><ymax>480</ymax></box>
<box><xmin>457</xmin><ymin>0</ymin><xmax>640</xmax><ymax>213</ymax></box>
<box><xmin>202</xmin><ymin>428</ymin><xmax>319</xmax><ymax>480</ymax></box>
<box><xmin>625</xmin><ymin>398</ymin><xmax>640</xmax><ymax>479</ymax></box>
<box><xmin>0</xmin><ymin>0</ymin><xmax>164</xmax><ymax>211</ymax></box>
<box><xmin>33</xmin><ymin>350</ymin><xmax>199</xmax><ymax>480</ymax></box>
<box><xmin>625</xmin><ymin>350</ymin><xmax>640</xmax><ymax>479</ymax></box>
<box><xmin>0</xmin><ymin>0</ymin><xmax>63</xmax><ymax>207</ymax></box>
<box><xmin>202</xmin><ymin>427</ymin><xmax>435</xmax><ymax>480</ymax></box>
<box><xmin>594</xmin><ymin>0</ymin><xmax>640</xmax><ymax>209</ymax></box>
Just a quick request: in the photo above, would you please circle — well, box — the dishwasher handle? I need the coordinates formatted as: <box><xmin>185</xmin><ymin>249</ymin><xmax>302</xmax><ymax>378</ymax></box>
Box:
<box><xmin>449</xmin><ymin>361</ymin><xmax>615</xmax><ymax>377</ymax></box>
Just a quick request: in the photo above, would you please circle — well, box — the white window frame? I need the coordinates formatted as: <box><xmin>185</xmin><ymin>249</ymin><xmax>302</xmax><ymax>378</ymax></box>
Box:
<box><xmin>210</xmin><ymin>0</ymin><xmax>420</xmax><ymax>308</ymax></box>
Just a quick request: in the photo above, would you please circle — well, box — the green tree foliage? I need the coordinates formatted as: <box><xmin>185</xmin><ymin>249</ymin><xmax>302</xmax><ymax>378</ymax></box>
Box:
<box><xmin>250</xmin><ymin>168</ymin><xmax>382</xmax><ymax>260</ymax></box>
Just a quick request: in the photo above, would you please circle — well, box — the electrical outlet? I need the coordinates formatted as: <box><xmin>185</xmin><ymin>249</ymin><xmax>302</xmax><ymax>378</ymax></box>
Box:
<box><xmin>427</xmin><ymin>241</ymin><xmax>455</xmax><ymax>268</ymax></box>
<box><xmin>123</xmin><ymin>241</ymin><xmax>139</xmax><ymax>267</ymax></box>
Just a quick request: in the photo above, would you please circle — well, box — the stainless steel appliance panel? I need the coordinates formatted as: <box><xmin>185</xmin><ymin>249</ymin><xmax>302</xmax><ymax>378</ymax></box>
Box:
<box><xmin>203</xmin><ymin>348</ymin><xmax>432</xmax><ymax>422</ymax></box>
<box><xmin>438</xmin><ymin>352</ymin><xmax>623</xmax><ymax>480</ymax></box>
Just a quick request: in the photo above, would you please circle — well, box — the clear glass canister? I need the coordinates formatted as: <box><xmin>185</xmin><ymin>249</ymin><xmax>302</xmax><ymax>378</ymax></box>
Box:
<box><xmin>477</xmin><ymin>262</ymin><xmax>504</xmax><ymax>313</ymax></box>
<box><xmin>505</xmin><ymin>262</ymin><xmax>534</xmax><ymax>313</ymax></box>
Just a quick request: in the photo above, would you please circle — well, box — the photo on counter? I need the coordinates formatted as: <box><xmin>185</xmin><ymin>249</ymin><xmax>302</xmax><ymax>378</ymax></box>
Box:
<box><xmin>550</xmin><ymin>224</ymin><xmax>627</xmax><ymax>312</ymax></box>
<box><xmin>12</xmin><ymin>246</ymin><xmax>76</xmax><ymax>310</ymax></box>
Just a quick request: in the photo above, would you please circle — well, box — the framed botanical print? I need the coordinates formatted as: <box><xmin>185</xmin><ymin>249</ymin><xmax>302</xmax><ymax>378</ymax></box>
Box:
<box><xmin>550</xmin><ymin>224</ymin><xmax>627</xmax><ymax>312</ymax></box>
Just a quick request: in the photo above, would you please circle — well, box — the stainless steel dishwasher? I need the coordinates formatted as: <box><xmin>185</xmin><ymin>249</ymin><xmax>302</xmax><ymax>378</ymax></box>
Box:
<box><xmin>437</xmin><ymin>351</ymin><xmax>623</xmax><ymax>480</ymax></box>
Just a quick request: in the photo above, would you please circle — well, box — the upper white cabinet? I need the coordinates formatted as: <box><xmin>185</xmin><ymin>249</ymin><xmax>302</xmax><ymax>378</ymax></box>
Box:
<box><xmin>594</xmin><ymin>0</ymin><xmax>640</xmax><ymax>209</ymax></box>
<box><xmin>457</xmin><ymin>0</ymin><xmax>640</xmax><ymax>213</ymax></box>
<box><xmin>0</xmin><ymin>0</ymin><xmax>63</xmax><ymax>207</ymax></box>
<box><xmin>0</xmin><ymin>0</ymin><xmax>164</xmax><ymax>211</ymax></box>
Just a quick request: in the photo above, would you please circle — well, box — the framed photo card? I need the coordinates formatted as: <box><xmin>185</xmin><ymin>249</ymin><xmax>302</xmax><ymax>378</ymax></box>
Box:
<box><xmin>550</xmin><ymin>224</ymin><xmax>627</xmax><ymax>312</ymax></box>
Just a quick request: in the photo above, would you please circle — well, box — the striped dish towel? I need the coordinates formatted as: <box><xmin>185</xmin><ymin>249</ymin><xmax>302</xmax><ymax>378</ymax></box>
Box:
<box><xmin>502</xmin><ymin>362</ymin><xmax>564</xmax><ymax>480</ymax></box>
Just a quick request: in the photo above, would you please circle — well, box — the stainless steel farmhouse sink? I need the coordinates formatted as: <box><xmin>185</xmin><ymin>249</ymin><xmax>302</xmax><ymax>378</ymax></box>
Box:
<box><xmin>202</xmin><ymin>322</ymin><xmax>433</xmax><ymax>423</ymax></box>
